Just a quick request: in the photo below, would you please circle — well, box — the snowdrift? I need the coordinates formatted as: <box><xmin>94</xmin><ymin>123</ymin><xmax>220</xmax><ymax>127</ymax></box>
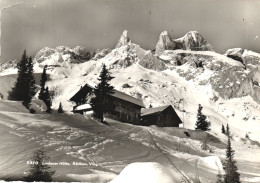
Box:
<box><xmin>198</xmin><ymin>156</ymin><xmax>223</xmax><ymax>172</ymax></box>
<box><xmin>109</xmin><ymin>162</ymin><xmax>188</xmax><ymax>183</ymax></box>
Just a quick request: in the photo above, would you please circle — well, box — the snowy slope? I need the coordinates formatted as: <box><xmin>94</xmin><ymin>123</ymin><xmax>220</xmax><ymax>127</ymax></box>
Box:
<box><xmin>0</xmin><ymin>100</ymin><xmax>259</xmax><ymax>182</ymax></box>
<box><xmin>109</xmin><ymin>162</ymin><xmax>189</xmax><ymax>183</ymax></box>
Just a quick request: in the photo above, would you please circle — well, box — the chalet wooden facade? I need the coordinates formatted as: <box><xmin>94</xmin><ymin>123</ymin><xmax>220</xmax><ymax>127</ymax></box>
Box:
<box><xmin>69</xmin><ymin>83</ymin><xmax>182</xmax><ymax>127</ymax></box>
<box><xmin>141</xmin><ymin>105</ymin><xmax>182</xmax><ymax>127</ymax></box>
<box><xmin>69</xmin><ymin>83</ymin><xmax>144</xmax><ymax>124</ymax></box>
<box><xmin>106</xmin><ymin>90</ymin><xmax>144</xmax><ymax>124</ymax></box>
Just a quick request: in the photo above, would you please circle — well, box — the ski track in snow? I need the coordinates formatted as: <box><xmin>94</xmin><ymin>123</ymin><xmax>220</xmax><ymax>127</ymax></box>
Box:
<box><xmin>147</xmin><ymin>129</ymin><xmax>194</xmax><ymax>183</ymax></box>
<box><xmin>0</xmin><ymin>104</ymin><xmax>260</xmax><ymax>182</ymax></box>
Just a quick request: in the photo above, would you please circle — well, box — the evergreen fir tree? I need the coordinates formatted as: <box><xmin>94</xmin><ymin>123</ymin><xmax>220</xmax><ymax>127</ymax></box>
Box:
<box><xmin>8</xmin><ymin>50</ymin><xmax>29</xmax><ymax>101</ymax></box>
<box><xmin>38</xmin><ymin>65</ymin><xmax>52</xmax><ymax>113</ymax></box>
<box><xmin>24</xmin><ymin>147</ymin><xmax>55</xmax><ymax>182</ymax></box>
<box><xmin>222</xmin><ymin>124</ymin><xmax>226</xmax><ymax>134</ymax></box>
<box><xmin>28</xmin><ymin>57</ymin><xmax>37</xmax><ymax>97</ymax></box>
<box><xmin>58</xmin><ymin>102</ymin><xmax>64</xmax><ymax>113</ymax></box>
<box><xmin>226</xmin><ymin>124</ymin><xmax>230</xmax><ymax>136</ymax></box>
<box><xmin>39</xmin><ymin>65</ymin><xmax>47</xmax><ymax>100</ymax></box>
<box><xmin>195</xmin><ymin>104</ymin><xmax>210</xmax><ymax>131</ymax></box>
<box><xmin>8</xmin><ymin>51</ymin><xmax>36</xmax><ymax>108</ymax></box>
<box><xmin>23</xmin><ymin>57</ymin><xmax>36</xmax><ymax>108</ymax></box>
<box><xmin>90</xmin><ymin>64</ymin><xmax>114</xmax><ymax>123</ymax></box>
<box><xmin>224</xmin><ymin>135</ymin><xmax>240</xmax><ymax>183</ymax></box>
<box><xmin>44</xmin><ymin>87</ymin><xmax>52</xmax><ymax>113</ymax></box>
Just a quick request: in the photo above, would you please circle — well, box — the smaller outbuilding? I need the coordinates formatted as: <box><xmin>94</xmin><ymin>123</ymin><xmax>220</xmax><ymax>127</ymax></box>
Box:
<box><xmin>69</xmin><ymin>83</ymin><xmax>94</xmax><ymax>106</ymax></box>
<box><xmin>141</xmin><ymin>105</ymin><xmax>182</xmax><ymax>127</ymax></box>
<box><xmin>73</xmin><ymin>104</ymin><xmax>93</xmax><ymax>115</ymax></box>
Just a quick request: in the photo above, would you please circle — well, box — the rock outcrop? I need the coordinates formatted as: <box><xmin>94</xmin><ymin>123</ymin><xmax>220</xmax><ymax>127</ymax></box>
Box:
<box><xmin>224</xmin><ymin>48</ymin><xmax>244</xmax><ymax>63</ymax></box>
<box><xmin>34</xmin><ymin>46</ymin><xmax>92</xmax><ymax>66</ymax></box>
<box><xmin>135</xmin><ymin>45</ymin><xmax>167</xmax><ymax>71</ymax></box>
<box><xmin>162</xmin><ymin>49</ymin><xmax>260</xmax><ymax>103</ymax></box>
<box><xmin>155</xmin><ymin>31</ymin><xmax>213</xmax><ymax>55</ymax></box>
<box><xmin>102</xmin><ymin>43</ymin><xmax>139</xmax><ymax>69</ymax></box>
<box><xmin>210</xmin><ymin>67</ymin><xmax>255</xmax><ymax>100</ymax></box>
<box><xmin>224</xmin><ymin>48</ymin><xmax>260</xmax><ymax>84</ymax></box>
<box><xmin>0</xmin><ymin>60</ymin><xmax>17</xmax><ymax>72</ymax></box>
<box><xmin>155</xmin><ymin>31</ymin><xmax>175</xmax><ymax>55</ymax></box>
<box><xmin>34</xmin><ymin>47</ymin><xmax>57</xmax><ymax>63</ymax></box>
<box><xmin>92</xmin><ymin>48</ymin><xmax>111</xmax><ymax>61</ymax></box>
<box><xmin>242</xmin><ymin>50</ymin><xmax>260</xmax><ymax>84</ymax></box>
<box><xmin>138</xmin><ymin>51</ymin><xmax>167</xmax><ymax>71</ymax></box>
<box><xmin>106</xmin><ymin>32</ymin><xmax>167</xmax><ymax>71</ymax></box>
<box><xmin>116</xmin><ymin>30</ymin><xmax>131</xmax><ymax>48</ymax></box>
<box><xmin>174</xmin><ymin>31</ymin><xmax>213</xmax><ymax>51</ymax></box>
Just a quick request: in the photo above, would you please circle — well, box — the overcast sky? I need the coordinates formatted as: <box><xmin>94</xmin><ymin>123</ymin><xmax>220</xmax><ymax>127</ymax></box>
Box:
<box><xmin>1</xmin><ymin>0</ymin><xmax>260</xmax><ymax>62</ymax></box>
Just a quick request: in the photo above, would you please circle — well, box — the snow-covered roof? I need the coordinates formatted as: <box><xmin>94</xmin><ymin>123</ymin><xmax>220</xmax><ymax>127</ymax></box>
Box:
<box><xmin>109</xmin><ymin>90</ymin><xmax>144</xmax><ymax>107</ymax></box>
<box><xmin>70</xmin><ymin>82</ymin><xmax>144</xmax><ymax>107</ymax></box>
<box><xmin>69</xmin><ymin>83</ymin><xmax>94</xmax><ymax>102</ymax></box>
<box><xmin>75</xmin><ymin>104</ymin><xmax>92</xmax><ymax>111</ymax></box>
<box><xmin>141</xmin><ymin>105</ymin><xmax>171</xmax><ymax>116</ymax></box>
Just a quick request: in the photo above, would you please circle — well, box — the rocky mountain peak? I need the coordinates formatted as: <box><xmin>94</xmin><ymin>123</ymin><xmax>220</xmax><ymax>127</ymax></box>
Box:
<box><xmin>155</xmin><ymin>31</ymin><xmax>213</xmax><ymax>55</ymax></box>
<box><xmin>224</xmin><ymin>48</ymin><xmax>244</xmax><ymax>63</ymax></box>
<box><xmin>174</xmin><ymin>31</ymin><xmax>213</xmax><ymax>51</ymax></box>
<box><xmin>34</xmin><ymin>46</ymin><xmax>92</xmax><ymax>66</ymax></box>
<box><xmin>155</xmin><ymin>31</ymin><xmax>175</xmax><ymax>56</ymax></box>
<box><xmin>116</xmin><ymin>30</ymin><xmax>131</xmax><ymax>48</ymax></box>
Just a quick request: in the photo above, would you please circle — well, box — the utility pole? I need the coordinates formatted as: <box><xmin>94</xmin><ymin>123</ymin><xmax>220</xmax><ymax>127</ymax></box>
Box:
<box><xmin>182</xmin><ymin>98</ymin><xmax>185</xmax><ymax>129</ymax></box>
<box><xmin>195</xmin><ymin>158</ymin><xmax>201</xmax><ymax>183</ymax></box>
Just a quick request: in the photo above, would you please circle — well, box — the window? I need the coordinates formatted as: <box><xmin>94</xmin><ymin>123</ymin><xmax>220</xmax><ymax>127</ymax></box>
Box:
<box><xmin>135</xmin><ymin>113</ymin><xmax>140</xmax><ymax>120</ymax></box>
<box><xmin>121</xmin><ymin>113</ymin><xmax>127</xmax><ymax>120</ymax></box>
<box><xmin>110</xmin><ymin>111</ymin><xmax>120</xmax><ymax>118</ymax></box>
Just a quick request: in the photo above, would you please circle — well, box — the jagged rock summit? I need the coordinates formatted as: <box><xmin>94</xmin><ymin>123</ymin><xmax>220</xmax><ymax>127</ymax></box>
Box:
<box><xmin>155</xmin><ymin>31</ymin><xmax>175</xmax><ymax>55</ymax></box>
<box><xmin>108</xmin><ymin>30</ymin><xmax>167</xmax><ymax>71</ymax></box>
<box><xmin>174</xmin><ymin>31</ymin><xmax>213</xmax><ymax>51</ymax></box>
<box><xmin>155</xmin><ymin>31</ymin><xmax>213</xmax><ymax>55</ymax></box>
<box><xmin>225</xmin><ymin>48</ymin><xmax>244</xmax><ymax>60</ymax></box>
<box><xmin>116</xmin><ymin>30</ymin><xmax>131</xmax><ymax>48</ymax></box>
<box><xmin>34</xmin><ymin>46</ymin><xmax>93</xmax><ymax>67</ymax></box>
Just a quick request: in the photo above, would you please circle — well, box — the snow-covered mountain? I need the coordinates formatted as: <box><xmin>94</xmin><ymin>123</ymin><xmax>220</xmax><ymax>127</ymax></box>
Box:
<box><xmin>1</xmin><ymin>30</ymin><xmax>260</xmax><ymax>142</ymax></box>
<box><xmin>1</xmin><ymin>30</ymin><xmax>260</xmax><ymax>183</ymax></box>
